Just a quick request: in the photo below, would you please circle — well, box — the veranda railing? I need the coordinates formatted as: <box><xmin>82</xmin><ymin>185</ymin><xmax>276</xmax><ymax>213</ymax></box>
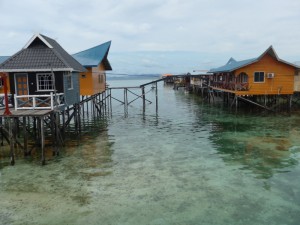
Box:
<box><xmin>14</xmin><ymin>93</ymin><xmax>65</xmax><ymax>110</ymax></box>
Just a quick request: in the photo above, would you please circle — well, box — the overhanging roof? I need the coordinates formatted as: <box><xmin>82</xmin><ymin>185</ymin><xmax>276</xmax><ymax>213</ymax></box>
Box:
<box><xmin>72</xmin><ymin>41</ymin><xmax>112</xmax><ymax>70</ymax></box>
<box><xmin>0</xmin><ymin>33</ymin><xmax>86</xmax><ymax>72</ymax></box>
<box><xmin>209</xmin><ymin>46</ymin><xmax>299</xmax><ymax>73</ymax></box>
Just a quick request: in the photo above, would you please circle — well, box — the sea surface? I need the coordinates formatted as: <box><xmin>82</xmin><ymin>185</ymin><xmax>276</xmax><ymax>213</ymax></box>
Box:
<box><xmin>0</xmin><ymin>77</ymin><xmax>300</xmax><ymax>225</ymax></box>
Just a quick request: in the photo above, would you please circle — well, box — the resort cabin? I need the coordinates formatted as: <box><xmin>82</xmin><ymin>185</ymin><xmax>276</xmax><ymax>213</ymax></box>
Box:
<box><xmin>209</xmin><ymin>46</ymin><xmax>299</xmax><ymax>96</ymax></box>
<box><xmin>72</xmin><ymin>41</ymin><xmax>112</xmax><ymax>96</ymax></box>
<box><xmin>0</xmin><ymin>33</ymin><xmax>86</xmax><ymax>110</ymax></box>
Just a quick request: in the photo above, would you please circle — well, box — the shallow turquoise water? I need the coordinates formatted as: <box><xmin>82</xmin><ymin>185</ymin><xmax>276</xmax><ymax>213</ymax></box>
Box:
<box><xmin>0</xmin><ymin>77</ymin><xmax>300</xmax><ymax>225</ymax></box>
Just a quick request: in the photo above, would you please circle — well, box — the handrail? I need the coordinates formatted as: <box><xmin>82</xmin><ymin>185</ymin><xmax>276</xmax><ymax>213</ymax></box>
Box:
<box><xmin>0</xmin><ymin>94</ymin><xmax>13</xmax><ymax>108</ymax></box>
<box><xmin>14</xmin><ymin>93</ymin><xmax>65</xmax><ymax>110</ymax></box>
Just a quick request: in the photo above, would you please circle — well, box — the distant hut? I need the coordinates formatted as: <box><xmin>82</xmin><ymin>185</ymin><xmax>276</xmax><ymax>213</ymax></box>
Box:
<box><xmin>72</xmin><ymin>41</ymin><xmax>112</xmax><ymax>96</ymax></box>
<box><xmin>0</xmin><ymin>33</ymin><xmax>86</xmax><ymax>110</ymax></box>
<box><xmin>207</xmin><ymin>46</ymin><xmax>300</xmax><ymax>110</ymax></box>
<box><xmin>209</xmin><ymin>46</ymin><xmax>300</xmax><ymax>95</ymax></box>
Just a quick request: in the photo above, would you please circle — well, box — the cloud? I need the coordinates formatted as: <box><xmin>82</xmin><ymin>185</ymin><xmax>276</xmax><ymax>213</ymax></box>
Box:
<box><xmin>0</xmin><ymin>0</ymin><xmax>299</xmax><ymax>73</ymax></box>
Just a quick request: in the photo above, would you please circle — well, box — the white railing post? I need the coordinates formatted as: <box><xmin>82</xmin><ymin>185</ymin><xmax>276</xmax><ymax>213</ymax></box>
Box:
<box><xmin>51</xmin><ymin>92</ymin><xmax>54</xmax><ymax>110</ymax></box>
<box><xmin>32</xmin><ymin>96</ymin><xmax>36</xmax><ymax>109</ymax></box>
<box><xmin>14</xmin><ymin>95</ymin><xmax>17</xmax><ymax>110</ymax></box>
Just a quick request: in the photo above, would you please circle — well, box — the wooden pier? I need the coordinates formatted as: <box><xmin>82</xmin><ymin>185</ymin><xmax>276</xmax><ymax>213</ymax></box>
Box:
<box><xmin>0</xmin><ymin>90</ymin><xmax>111</xmax><ymax>165</ymax></box>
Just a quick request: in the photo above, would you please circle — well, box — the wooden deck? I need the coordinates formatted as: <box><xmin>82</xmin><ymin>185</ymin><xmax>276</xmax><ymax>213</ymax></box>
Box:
<box><xmin>210</xmin><ymin>86</ymin><xmax>250</xmax><ymax>96</ymax></box>
<box><xmin>0</xmin><ymin>109</ymin><xmax>53</xmax><ymax>117</ymax></box>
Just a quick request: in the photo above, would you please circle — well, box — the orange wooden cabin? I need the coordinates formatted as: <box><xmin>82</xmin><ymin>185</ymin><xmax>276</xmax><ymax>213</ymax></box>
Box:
<box><xmin>209</xmin><ymin>46</ymin><xmax>300</xmax><ymax>96</ymax></box>
<box><xmin>73</xmin><ymin>41</ymin><xmax>112</xmax><ymax>96</ymax></box>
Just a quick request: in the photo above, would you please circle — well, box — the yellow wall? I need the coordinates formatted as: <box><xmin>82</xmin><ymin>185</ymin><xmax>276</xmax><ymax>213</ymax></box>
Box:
<box><xmin>79</xmin><ymin>63</ymin><xmax>106</xmax><ymax>96</ymax></box>
<box><xmin>235</xmin><ymin>54</ymin><xmax>296</xmax><ymax>95</ymax></box>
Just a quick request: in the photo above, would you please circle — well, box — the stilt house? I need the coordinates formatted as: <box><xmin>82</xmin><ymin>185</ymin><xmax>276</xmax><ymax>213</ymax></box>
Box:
<box><xmin>72</xmin><ymin>41</ymin><xmax>112</xmax><ymax>96</ymax></box>
<box><xmin>209</xmin><ymin>46</ymin><xmax>300</xmax><ymax>95</ymax></box>
<box><xmin>0</xmin><ymin>33</ymin><xmax>86</xmax><ymax>110</ymax></box>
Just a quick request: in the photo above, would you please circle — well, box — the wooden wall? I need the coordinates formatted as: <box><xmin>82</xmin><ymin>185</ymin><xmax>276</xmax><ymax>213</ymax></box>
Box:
<box><xmin>79</xmin><ymin>63</ymin><xmax>106</xmax><ymax>96</ymax></box>
<box><xmin>64</xmin><ymin>71</ymin><xmax>80</xmax><ymax>106</ymax></box>
<box><xmin>235</xmin><ymin>54</ymin><xmax>296</xmax><ymax>95</ymax></box>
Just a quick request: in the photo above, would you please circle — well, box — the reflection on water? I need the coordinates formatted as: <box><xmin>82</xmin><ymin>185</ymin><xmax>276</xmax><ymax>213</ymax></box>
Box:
<box><xmin>203</xmin><ymin>108</ymin><xmax>300</xmax><ymax>179</ymax></box>
<box><xmin>0</xmin><ymin>78</ymin><xmax>300</xmax><ymax>225</ymax></box>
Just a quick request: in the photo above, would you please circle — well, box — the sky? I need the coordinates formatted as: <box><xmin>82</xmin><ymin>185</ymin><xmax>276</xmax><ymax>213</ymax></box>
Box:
<box><xmin>0</xmin><ymin>0</ymin><xmax>300</xmax><ymax>74</ymax></box>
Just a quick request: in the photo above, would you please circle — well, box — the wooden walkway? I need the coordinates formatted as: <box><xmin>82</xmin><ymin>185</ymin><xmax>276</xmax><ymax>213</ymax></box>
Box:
<box><xmin>0</xmin><ymin>109</ymin><xmax>53</xmax><ymax>117</ymax></box>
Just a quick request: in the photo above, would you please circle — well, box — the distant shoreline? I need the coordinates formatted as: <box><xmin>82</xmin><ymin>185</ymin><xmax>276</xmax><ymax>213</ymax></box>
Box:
<box><xmin>106</xmin><ymin>74</ymin><xmax>161</xmax><ymax>80</ymax></box>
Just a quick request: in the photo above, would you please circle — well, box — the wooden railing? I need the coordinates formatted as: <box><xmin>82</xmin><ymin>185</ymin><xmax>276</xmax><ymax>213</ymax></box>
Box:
<box><xmin>212</xmin><ymin>81</ymin><xmax>249</xmax><ymax>91</ymax></box>
<box><xmin>14</xmin><ymin>93</ymin><xmax>65</xmax><ymax>110</ymax></box>
<box><xmin>0</xmin><ymin>94</ymin><xmax>13</xmax><ymax>109</ymax></box>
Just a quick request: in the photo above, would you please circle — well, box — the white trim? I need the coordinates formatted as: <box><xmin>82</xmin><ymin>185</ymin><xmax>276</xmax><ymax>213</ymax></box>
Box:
<box><xmin>14</xmin><ymin>73</ymin><xmax>29</xmax><ymax>96</ymax></box>
<box><xmin>36</xmin><ymin>73</ymin><xmax>55</xmax><ymax>91</ymax></box>
<box><xmin>23</xmin><ymin>33</ymin><xmax>53</xmax><ymax>49</ymax></box>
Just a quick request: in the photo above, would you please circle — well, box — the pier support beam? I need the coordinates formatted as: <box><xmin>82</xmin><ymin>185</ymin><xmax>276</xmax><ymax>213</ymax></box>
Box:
<box><xmin>8</xmin><ymin>118</ymin><xmax>15</xmax><ymax>165</ymax></box>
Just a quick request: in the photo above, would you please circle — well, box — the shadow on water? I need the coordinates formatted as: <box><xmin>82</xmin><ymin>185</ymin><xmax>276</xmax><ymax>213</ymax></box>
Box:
<box><xmin>0</xmin><ymin>114</ymin><xmax>115</xmax><ymax>174</ymax></box>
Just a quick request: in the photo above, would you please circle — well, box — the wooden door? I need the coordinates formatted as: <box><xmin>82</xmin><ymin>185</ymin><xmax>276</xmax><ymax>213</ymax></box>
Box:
<box><xmin>15</xmin><ymin>73</ymin><xmax>29</xmax><ymax>96</ymax></box>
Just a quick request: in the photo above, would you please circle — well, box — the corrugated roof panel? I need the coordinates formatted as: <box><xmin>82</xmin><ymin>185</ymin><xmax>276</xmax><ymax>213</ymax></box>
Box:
<box><xmin>0</xmin><ymin>34</ymin><xmax>86</xmax><ymax>72</ymax></box>
<box><xmin>209</xmin><ymin>57</ymin><xmax>257</xmax><ymax>73</ymax></box>
<box><xmin>73</xmin><ymin>41</ymin><xmax>112</xmax><ymax>70</ymax></box>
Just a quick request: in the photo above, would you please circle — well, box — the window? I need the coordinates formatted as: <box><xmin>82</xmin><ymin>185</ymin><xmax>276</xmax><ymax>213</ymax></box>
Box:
<box><xmin>239</xmin><ymin>72</ymin><xmax>248</xmax><ymax>83</ymax></box>
<box><xmin>98</xmin><ymin>74</ymin><xmax>104</xmax><ymax>83</ymax></box>
<box><xmin>37</xmin><ymin>73</ymin><xmax>54</xmax><ymax>91</ymax></box>
<box><xmin>254</xmin><ymin>72</ymin><xmax>264</xmax><ymax>83</ymax></box>
<box><xmin>66</xmin><ymin>73</ymin><xmax>73</xmax><ymax>89</ymax></box>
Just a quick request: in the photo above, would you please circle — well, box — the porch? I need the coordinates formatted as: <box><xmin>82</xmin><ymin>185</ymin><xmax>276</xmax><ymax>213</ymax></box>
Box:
<box><xmin>14</xmin><ymin>93</ymin><xmax>65</xmax><ymax>110</ymax></box>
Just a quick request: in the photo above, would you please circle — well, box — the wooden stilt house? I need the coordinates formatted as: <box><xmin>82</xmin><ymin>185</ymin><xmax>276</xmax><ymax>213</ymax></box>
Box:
<box><xmin>0</xmin><ymin>33</ymin><xmax>86</xmax><ymax>110</ymax></box>
<box><xmin>209</xmin><ymin>46</ymin><xmax>300</xmax><ymax>96</ymax></box>
<box><xmin>72</xmin><ymin>41</ymin><xmax>112</xmax><ymax>96</ymax></box>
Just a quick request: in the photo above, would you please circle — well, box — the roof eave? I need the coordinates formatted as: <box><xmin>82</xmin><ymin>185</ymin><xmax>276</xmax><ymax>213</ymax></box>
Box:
<box><xmin>0</xmin><ymin>68</ymin><xmax>75</xmax><ymax>72</ymax></box>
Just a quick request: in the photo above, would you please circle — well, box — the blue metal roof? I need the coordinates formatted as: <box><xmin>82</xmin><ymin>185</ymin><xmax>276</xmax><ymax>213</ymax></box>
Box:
<box><xmin>72</xmin><ymin>41</ymin><xmax>112</xmax><ymax>70</ymax></box>
<box><xmin>0</xmin><ymin>56</ymin><xmax>9</xmax><ymax>64</ymax></box>
<box><xmin>209</xmin><ymin>57</ymin><xmax>257</xmax><ymax>73</ymax></box>
<box><xmin>209</xmin><ymin>46</ymin><xmax>299</xmax><ymax>73</ymax></box>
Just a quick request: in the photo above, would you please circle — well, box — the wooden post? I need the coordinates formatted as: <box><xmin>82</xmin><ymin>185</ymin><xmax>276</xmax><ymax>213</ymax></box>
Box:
<box><xmin>78</xmin><ymin>105</ymin><xmax>82</xmax><ymax>136</ymax></box>
<box><xmin>8</xmin><ymin>118</ymin><xmax>15</xmax><ymax>165</ymax></box>
<box><xmin>14</xmin><ymin>118</ymin><xmax>18</xmax><ymax>148</ymax></box>
<box><xmin>289</xmin><ymin>94</ymin><xmax>292</xmax><ymax>113</ymax></box>
<box><xmin>40</xmin><ymin>117</ymin><xmax>45</xmax><ymax>165</ymax></box>
<box><xmin>104</xmin><ymin>90</ymin><xmax>107</xmax><ymax>113</ymax></box>
<box><xmin>23</xmin><ymin>117</ymin><xmax>28</xmax><ymax>156</ymax></box>
<box><xmin>124</xmin><ymin>88</ymin><xmax>128</xmax><ymax>114</ymax></box>
<box><xmin>142</xmin><ymin>87</ymin><xmax>145</xmax><ymax>112</ymax></box>
<box><xmin>61</xmin><ymin>110</ymin><xmax>65</xmax><ymax>140</ymax></box>
<box><xmin>86</xmin><ymin>97</ymin><xmax>89</xmax><ymax>116</ymax></box>
<box><xmin>109</xmin><ymin>89</ymin><xmax>112</xmax><ymax>114</ymax></box>
<box><xmin>82</xmin><ymin>96</ymin><xmax>85</xmax><ymax>119</ymax></box>
<box><xmin>155</xmin><ymin>82</ymin><xmax>158</xmax><ymax>112</ymax></box>
<box><xmin>0</xmin><ymin>117</ymin><xmax>3</xmax><ymax>146</ymax></box>
<box><xmin>51</xmin><ymin>112</ymin><xmax>55</xmax><ymax>156</ymax></box>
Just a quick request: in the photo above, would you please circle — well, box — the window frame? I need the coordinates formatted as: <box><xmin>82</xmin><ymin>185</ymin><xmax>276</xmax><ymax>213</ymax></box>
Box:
<box><xmin>254</xmin><ymin>71</ymin><xmax>265</xmax><ymax>83</ymax></box>
<box><xmin>36</xmin><ymin>73</ymin><xmax>55</xmax><ymax>91</ymax></box>
<box><xmin>66</xmin><ymin>73</ymin><xmax>73</xmax><ymax>90</ymax></box>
